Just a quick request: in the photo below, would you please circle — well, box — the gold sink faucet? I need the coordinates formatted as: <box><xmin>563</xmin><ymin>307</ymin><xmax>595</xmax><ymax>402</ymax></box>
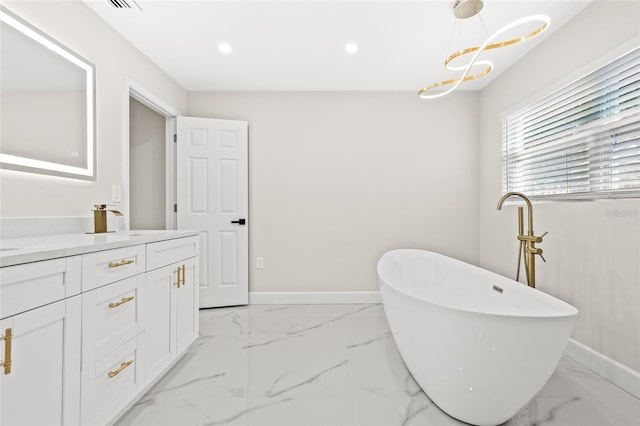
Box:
<box><xmin>497</xmin><ymin>192</ymin><xmax>547</xmax><ymax>288</ymax></box>
<box><xmin>92</xmin><ymin>204</ymin><xmax>122</xmax><ymax>234</ymax></box>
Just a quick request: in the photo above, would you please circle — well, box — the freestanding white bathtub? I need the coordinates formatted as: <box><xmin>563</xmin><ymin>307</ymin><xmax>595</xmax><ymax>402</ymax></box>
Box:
<box><xmin>377</xmin><ymin>249</ymin><xmax>578</xmax><ymax>426</ymax></box>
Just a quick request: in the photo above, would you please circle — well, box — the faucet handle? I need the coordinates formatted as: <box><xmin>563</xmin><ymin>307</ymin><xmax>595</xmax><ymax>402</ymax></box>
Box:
<box><xmin>539</xmin><ymin>252</ymin><xmax>546</xmax><ymax>262</ymax></box>
<box><xmin>92</xmin><ymin>204</ymin><xmax>123</xmax><ymax>217</ymax></box>
<box><xmin>93</xmin><ymin>204</ymin><xmax>118</xmax><ymax>210</ymax></box>
<box><xmin>522</xmin><ymin>231</ymin><xmax>548</xmax><ymax>243</ymax></box>
<box><xmin>93</xmin><ymin>204</ymin><xmax>121</xmax><ymax>212</ymax></box>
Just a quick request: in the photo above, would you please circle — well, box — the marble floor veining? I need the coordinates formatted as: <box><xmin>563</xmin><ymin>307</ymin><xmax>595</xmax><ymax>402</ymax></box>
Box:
<box><xmin>116</xmin><ymin>304</ymin><xmax>640</xmax><ymax>426</ymax></box>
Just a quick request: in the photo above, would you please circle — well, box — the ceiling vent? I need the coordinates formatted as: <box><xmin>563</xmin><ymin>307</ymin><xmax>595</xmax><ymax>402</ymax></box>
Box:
<box><xmin>108</xmin><ymin>0</ymin><xmax>142</xmax><ymax>11</ymax></box>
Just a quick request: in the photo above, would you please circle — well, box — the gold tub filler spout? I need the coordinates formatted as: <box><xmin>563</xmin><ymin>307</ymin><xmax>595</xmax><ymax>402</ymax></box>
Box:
<box><xmin>497</xmin><ymin>192</ymin><xmax>548</xmax><ymax>288</ymax></box>
<box><xmin>92</xmin><ymin>204</ymin><xmax>122</xmax><ymax>234</ymax></box>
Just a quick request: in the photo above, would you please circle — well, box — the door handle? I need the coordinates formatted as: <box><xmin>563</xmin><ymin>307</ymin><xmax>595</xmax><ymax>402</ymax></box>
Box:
<box><xmin>231</xmin><ymin>219</ymin><xmax>246</xmax><ymax>225</ymax></box>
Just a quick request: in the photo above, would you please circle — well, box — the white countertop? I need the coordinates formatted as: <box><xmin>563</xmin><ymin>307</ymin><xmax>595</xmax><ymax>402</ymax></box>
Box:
<box><xmin>0</xmin><ymin>230</ymin><xmax>202</xmax><ymax>267</ymax></box>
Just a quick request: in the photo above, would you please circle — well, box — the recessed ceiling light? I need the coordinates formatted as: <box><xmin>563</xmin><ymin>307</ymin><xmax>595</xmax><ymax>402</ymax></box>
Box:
<box><xmin>218</xmin><ymin>43</ymin><xmax>232</xmax><ymax>55</ymax></box>
<box><xmin>345</xmin><ymin>42</ymin><xmax>358</xmax><ymax>54</ymax></box>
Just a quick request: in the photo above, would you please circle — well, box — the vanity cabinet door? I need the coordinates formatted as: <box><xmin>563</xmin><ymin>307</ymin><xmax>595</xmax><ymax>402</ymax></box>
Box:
<box><xmin>144</xmin><ymin>263</ymin><xmax>178</xmax><ymax>381</ymax></box>
<box><xmin>144</xmin><ymin>257</ymin><xmax>199</xmax><ymax>384</ymax></box>
<box><xmin>175</xmin><ymin>257</ymin><xmax>199</xmax><ymax>354</ymax></box>
<box><xmin>0</xmin><ymin>296</ymin><xmax>81</xmax><ymax>426</ymax></box>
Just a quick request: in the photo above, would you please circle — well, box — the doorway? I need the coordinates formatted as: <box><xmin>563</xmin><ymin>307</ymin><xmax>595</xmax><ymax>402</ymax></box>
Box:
<box><xmin>124</xmin><ymin>82</ymin><xmax>249</xmax><ymax>308</ymax></box>
<box><xmin>124</xmin><ymin>80</ymin><xmax>179</xmax><ymax>232</ymax></box>
<box><xmin>129</xmin><ymin>98</ymin><xmax>166</xmax><ymax>230</ymax></box>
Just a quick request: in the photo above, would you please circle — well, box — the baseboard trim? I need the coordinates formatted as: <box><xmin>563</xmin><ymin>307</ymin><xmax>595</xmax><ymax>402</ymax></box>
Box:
<box><xmin>565</xmin><ymin>338</ymin><xmax>640</xmax><ymax>399</ymax></box>
<box><xmin>249</xmin><ymin>291</ymin><xmax>382</xmax><ymax>305</ymax></box>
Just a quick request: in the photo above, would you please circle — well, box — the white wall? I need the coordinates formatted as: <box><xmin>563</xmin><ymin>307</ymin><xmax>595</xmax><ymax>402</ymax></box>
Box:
<box><xmin>0</xmin><ymin>1</ymin><xmax>186</xmax><ymax>217</ymax></box>
<box><xmin>188</xmin><ymin>91</ymin><xmax>480</xmax><ymax>293</ymax></box>
<box><xmin>479</xmin><ymin>1</ymin><xmax>640</xmax><ymax>371</ymax></box>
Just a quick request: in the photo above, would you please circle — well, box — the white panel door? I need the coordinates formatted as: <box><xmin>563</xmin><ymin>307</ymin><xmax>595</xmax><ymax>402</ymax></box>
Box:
<box><xmin>176</xmin><ymin>117</ymin><xmax>248</xmax><ymax>308</ymax></box>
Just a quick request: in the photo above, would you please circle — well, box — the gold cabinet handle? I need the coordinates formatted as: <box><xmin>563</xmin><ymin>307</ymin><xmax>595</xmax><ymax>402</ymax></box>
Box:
<box><xmin>108</xmin><ymin>296</ymin><xmax>135</xmax><ymax>309</ymax></box>
<box><xmin>174</xmin><ymin>265</ymin><xmax>187</xmax><ymax>288</ymax></box>
<box><xmin>108</xmin><ymin>259</ymin><xmax>135</xmax><ymax>268</ymax></box>
<box><xmin>1</xmin><ymin>328</ymin><xmax>12</xmax><ymax>375</ymax></box>
<box><xmin>108</xmin><ymin>360</ymin><xmax>133</xmax><ymax>378</ymax></box>
<box><xmin>174</xmin><ymin>266</ymin><xmax>181</xmax><ymax>288</ymax></box>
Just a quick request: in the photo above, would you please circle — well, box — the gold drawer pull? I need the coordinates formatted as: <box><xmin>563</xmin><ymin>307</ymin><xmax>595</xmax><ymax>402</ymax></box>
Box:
<box><xmin>1</xmin><ymin>328</ymin><xmax>12</xmax><ymax>375</ymax></box>
<box><xmin>108</xmin><ymin>360</ymin><xmax>133</xmax><ymax>378</ymax></box>
<box><xmin>108</xmin><ymin>296</ymin><xmax>135</xmax><ymax>309</ymax></box>
<box><xmin>108</xmin><ymin>259</ymin><xmax>135</xmax><ymax>268</ymax></box>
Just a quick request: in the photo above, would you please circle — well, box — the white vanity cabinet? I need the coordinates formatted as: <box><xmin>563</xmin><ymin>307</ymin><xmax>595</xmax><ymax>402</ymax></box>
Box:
<box><xmin>0</xmin><ymin>231</ymin><xmax>201</xmax><ymax>426</ymax></box>
<box><xmin>0</xmin><ymin>258</ymin><xmax>82</xmax><ymax>426</ymax></box>
<box><xmin>144</xmin><ymin>237</ymin><xmax>199</xmax><ymax>384</ymax></box>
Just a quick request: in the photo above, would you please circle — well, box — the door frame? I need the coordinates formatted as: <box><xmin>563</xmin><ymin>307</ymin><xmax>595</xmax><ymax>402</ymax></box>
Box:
<box><xmin>122</xmin><ymin>78</ymin><xmax>181</xmax><ymax>230</ymax></box>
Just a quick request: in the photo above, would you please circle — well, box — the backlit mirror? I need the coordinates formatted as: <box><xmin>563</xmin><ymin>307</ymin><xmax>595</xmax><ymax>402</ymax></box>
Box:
<box><xmin>0</xmin><ymin>6</ymin><xmax>96</xmax><ymax>179</ymax></box>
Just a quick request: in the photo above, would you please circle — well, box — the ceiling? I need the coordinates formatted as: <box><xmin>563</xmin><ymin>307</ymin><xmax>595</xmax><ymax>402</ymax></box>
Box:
<box><xmin>83</xmin><ymin>0</ymin><xmax>592</xmax><ymax>92</ymax></box>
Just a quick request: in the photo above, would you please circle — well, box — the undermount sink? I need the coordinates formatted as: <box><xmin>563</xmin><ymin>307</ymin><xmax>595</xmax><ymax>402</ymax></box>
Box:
<box><xmin>125</xmin><ymin>230</ymin><xmax>168</xmax><ymax>237</ymax></box>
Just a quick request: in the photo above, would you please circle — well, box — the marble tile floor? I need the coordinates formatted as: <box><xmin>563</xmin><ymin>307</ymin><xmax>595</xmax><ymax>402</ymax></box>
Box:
<box><xmin>116</xmin><ymin>304</ymin><xmax>640</xmax><ymax>426</ymax></box>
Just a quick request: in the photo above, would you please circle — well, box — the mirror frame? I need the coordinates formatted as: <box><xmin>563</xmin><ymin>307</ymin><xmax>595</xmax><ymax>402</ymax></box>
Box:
<box><xmin>0</xmin><ymin>6</ymin><xmax>96</xmax><ymax>180</ymax></box>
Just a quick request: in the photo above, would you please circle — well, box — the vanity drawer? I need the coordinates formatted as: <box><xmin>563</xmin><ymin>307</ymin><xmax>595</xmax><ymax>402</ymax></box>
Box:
<box><xmin>82</xmin><ymin>245</ymin><xmax>145</xmax><ymax>291</ymax></box>
<box><xmin>82</xmin><ymin>275</ymin><xmax>145</xmax><ymax>367</ymax></box>
<box><xmin>81</xmin><ymin>335</ymin><xmax>144</xmax><ymax>426</ymax></box>
<box><xmin>146</xmin><ymin>236</ymin><xmax>199</xmax><ymax>271</ymax></box>
<box><xmin>0</xmin><ymin>256</ymin><xmax>81</xmax><ymax>319</ymax></box>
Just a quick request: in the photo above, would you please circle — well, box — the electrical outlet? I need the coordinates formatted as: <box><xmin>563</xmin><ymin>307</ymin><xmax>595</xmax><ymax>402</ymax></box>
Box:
<box><xmin>112</xmin><ymin>185</ymin><xmax>122</xmax><ymax>202</ymax></box>
<box><xmin>256</xmin><ymin>257</ymin><xmax>264</xmax><ymax>269</ymax></box>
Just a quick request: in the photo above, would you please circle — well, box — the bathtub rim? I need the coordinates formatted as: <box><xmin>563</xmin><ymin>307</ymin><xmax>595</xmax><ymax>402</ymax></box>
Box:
<box><xmin>377</xmin><ymin>248</ymin><xmax>579</xmax><ymax>320</ymax></box>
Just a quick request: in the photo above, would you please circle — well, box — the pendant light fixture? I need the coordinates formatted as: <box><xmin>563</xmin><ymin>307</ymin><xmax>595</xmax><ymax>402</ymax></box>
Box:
<box><xmin>419</xmin><ymin>0</ymin><xmax>550</xmax><ymax>99</ymax></box>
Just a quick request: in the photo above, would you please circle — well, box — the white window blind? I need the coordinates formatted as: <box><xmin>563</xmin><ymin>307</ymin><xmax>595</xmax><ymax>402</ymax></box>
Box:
<box><xmin>502</xmin><ymin>47</ymin><xmax>640</xmax><ymax>200</ymax></box>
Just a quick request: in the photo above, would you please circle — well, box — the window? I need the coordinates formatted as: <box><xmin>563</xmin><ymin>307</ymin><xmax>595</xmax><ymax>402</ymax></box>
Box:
<box><xmin>501</xmin><ymin>47</ymin><xmax>640</xmax><ymax>200</ymax></box>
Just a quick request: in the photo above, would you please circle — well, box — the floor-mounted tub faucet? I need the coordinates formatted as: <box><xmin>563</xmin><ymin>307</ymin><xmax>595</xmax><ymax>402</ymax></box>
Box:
<box><xmin>497</xmin><ymin>192</ymin><xmax>547</xmax><ymax>288</ymax></box>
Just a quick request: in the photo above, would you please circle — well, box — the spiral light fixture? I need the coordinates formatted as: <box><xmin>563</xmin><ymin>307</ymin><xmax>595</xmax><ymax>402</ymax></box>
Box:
<box><xmin>419</xmin><ymin>0</ymin><xmax>550</xmax><ymax>100</ymax></box>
